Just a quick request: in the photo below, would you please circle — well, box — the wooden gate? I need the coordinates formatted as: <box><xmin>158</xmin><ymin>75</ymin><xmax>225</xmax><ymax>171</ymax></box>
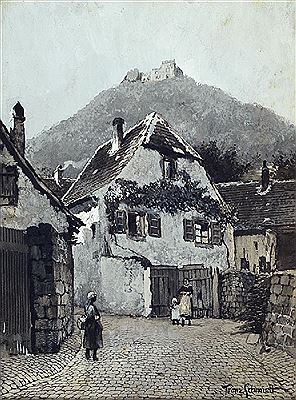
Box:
<box><xmin>179</xmin><ymin>265</ymin><xmax>213</xmax><ymax>318</ymax></box>
<box><xmin>0</xmin><ymin>227</ymin><xmax>31</xmax><ymax>354</ymax></box>
<box><xmin>150</xmin><ymin>265</ymin><xmax>178</xmax><ymax>317</ymax></box>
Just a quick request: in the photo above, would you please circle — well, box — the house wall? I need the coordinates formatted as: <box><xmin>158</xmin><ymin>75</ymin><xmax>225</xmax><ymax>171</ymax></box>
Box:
<box><xmin>0</xmin><ymin>147</ymin><xmax>69</xmax><ymax>232</ymax></box>
<box><xmin>1</xmin><ymin>149</ymin><xmax>74</xmax><ymax>353</ymax></box>
<box><xmin>264</xmin><ymin>270</ymin><xmax>296</xmax><ymax>356</ymax></box>
<box><xmin>99</xmin><ymin>256</ymin><xmax>149</xmax><ymax>316</ymax></box>
<box><xmin>276</xmin><ymin>232</ymin><xmax>296</xmax><ymax>270</ymax></box>
<box><xmin>71</xmin><ymin>146</ymin><xmax>234</xmax><ymax>312</ymax></box>
<box><xmin>1</xmin><ymin>171</ymin><xmax>69</xmax><ymax>234</ymax></box>
<box><xmin>234</xmin><ymin>231</ymin><xmax>276</xmax><ymax>273</ymax></box>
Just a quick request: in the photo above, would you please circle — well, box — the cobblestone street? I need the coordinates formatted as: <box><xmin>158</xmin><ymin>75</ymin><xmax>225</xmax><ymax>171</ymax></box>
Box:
<box><xmin>1</xmin><ymin>315</ymin><xmax>295</xmax><ymax>399</ymax></box>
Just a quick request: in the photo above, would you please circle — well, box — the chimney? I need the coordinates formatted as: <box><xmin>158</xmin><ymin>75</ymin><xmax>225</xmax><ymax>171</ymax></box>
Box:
<box><xmin>54</xmin><ymin>164</ymin><xmax>64</xmax><ymax>187</ymax></box>
<box><xmin>261</xmin><ymin>160</ymin><xmax>270</xmax><ymax>191</ymax></box>
<box><xmin>10</xmin><ymin>102</ymin><xmax>26</xmax><ymax>156</ymax></box>
<box><xmin>111</xmin><ymin>117</ymin><xmax>124</xmax><ymax>153</ymax></box>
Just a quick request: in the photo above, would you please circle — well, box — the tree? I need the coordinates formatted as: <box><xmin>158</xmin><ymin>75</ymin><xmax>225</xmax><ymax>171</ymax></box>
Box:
<box><xmin>273</xmin><ymin>151</ymin><xmax>296</xmax><ymax>180</ymax></box>
<box><xmin>194</xmin><ymin>141</ymin><xmax>251</xmax><ymax>183</ymax></box>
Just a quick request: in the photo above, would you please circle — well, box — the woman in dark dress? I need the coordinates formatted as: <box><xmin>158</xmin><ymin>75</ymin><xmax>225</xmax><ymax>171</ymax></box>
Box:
<box><xmin>178</xmin><ymin>278</ymin><xmax>194</xmax><ymax>326</ymax></box>
<box><xmin>83</xmin><ymin>292</ymin><xmax>103</xmax><ymax>361</ymax></box>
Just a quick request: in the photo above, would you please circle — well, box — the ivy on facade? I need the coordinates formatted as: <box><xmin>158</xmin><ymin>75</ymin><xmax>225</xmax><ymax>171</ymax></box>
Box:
<box><xmin>104</xmin><ymin>171</ymin><xmax>227</xmax><ymax>222</ymax></box>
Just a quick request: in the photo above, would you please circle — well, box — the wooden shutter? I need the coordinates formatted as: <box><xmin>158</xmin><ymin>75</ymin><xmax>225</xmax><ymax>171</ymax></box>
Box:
<box><xmin>148</xmin><ymin>213</ymin><xmax>161</xmax><ymax>237</ymax></box>
<box><xmin>0</xmin><ymin>164</ymin><xmax>18</xmax><ymax>206</ymax></box>
<box><xmin>183</xmin><ymin>219</ymin><xmax>194</xmax><ymax>241</ymax></box>
<box><xmin>211</xmin><ymin>222</ymin><xmax>222</xmax><ymax>245</ymax></box>
<box><xmin>115</xmin><ymin>210</ymin><xmax>126</xmax><ymax>233</ymax></box>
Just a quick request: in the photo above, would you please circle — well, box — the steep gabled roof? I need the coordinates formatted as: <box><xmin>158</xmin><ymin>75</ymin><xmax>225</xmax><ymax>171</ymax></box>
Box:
<box><xmin>0</xmin><ymin>120</ymin><xmax>83</xmax><ymax>231</ymax></box>
<box><xmin>63</xmin><ymin>113</ymin><xmax>201</xmax><ymax>205</ymax></box>
<box><xmin>216</xmin><ymin>180</ymin><xmax>296</xmax><ymax>232</ymax></box>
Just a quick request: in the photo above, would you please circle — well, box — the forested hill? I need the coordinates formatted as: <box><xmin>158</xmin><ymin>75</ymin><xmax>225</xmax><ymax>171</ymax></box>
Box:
<box><xmin>27</xmin><ymin>75</ymin><xmax>295</xmax><ymax>177</ymax></box>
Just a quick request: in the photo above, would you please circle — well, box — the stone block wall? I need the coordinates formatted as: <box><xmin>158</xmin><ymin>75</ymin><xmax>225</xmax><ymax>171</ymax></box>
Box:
<box><xmin>27</xmin><ymin>223</ymin><xmax>74</xmax><ymax>353</ymax></box>
<box><xmin>264</xmin><ymin>270</ymin><xmax>296</xmax><ymax>356</ymax></box>
<box><xmin>220</xmin><ymin>269</ymin><xmax>255</xmax><ymax>319</ymax></box>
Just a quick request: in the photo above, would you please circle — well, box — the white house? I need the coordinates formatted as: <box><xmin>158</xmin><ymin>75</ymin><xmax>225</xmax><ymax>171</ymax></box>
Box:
<box><xmin>63</xmin><ymin>113</ymin><xmax>235</xmax><ymax>317</ymax></box>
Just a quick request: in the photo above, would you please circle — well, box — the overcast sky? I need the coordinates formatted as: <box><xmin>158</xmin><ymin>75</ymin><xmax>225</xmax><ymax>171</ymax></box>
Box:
<box><xmin>1</xmin><ymin>1</ymin><xmax>295</xmax><ymax>138</ymax></box>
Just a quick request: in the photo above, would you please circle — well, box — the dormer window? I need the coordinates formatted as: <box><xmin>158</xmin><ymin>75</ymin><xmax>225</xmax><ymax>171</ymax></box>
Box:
<box><xmin>162</xmin><ymin>158</ymin><xmax>177</xmax><ymax>179</ymax></box>
<box><xmin>0</xmin><ymin>164</ymin><xmax>18</xmax><ymax>206</ymax></box>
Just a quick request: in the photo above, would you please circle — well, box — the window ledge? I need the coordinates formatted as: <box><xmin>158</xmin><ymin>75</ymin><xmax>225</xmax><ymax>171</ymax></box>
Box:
<box><xmin>195</xmin><ymin>243</ymin><xmax>214</xmax><ymax>249</ymax></box>
<box><xmin>127</xmin><ymin>235</ymin><xmax>146</xmax><ymax>242</ymax></box>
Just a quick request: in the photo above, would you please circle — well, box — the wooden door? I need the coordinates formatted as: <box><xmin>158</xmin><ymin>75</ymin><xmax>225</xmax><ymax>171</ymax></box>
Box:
<box><xmin>179</xmin><ymin>265</ymin><xmax>213</xmax><ymax>318</ymax></box>
<box><xmin>0</xmin><ymin>227</ymin><xmax>31</xmax><ymax>354</ymax></box>
<box><xmin>150</xmin><ymin>265</ymin><xmax>178</xmax><ymax>317</ymax></box>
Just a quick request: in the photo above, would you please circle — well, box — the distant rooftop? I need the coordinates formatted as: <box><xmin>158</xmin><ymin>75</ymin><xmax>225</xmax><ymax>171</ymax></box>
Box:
<box><xmin>216</xmin><ymin>180</ymin><xmax>296</xmax><ymax>232</ymax></box>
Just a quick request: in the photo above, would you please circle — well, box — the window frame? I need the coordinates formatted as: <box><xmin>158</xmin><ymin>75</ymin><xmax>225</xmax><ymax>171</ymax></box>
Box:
<box><xmin>114</xmin><ymin>210</ymin><xmax>127</xmax><ymax>234</ymax></box>
<box><xmin>183</xmin><ymin>218</ymin><xmax>222</xmax><ymax>246</ymax></box>
<box><xmin>127</xmin><ymin>211</ymin><xmax>146</xmax><ymax>238</ymax></box>
<box><xmin>0</xmin><ymin>164</ymin><xmax>18</xmax><ymax>206</ymax></box>
<box><xmin>162</xmin><ymin>157</ymin><xmax>177</xmax><ymax>180</ymax></box>
<box><xmin>194</xmin><ymin>220</ymin><xmax>211</xmax><ymax>245</ymax></box>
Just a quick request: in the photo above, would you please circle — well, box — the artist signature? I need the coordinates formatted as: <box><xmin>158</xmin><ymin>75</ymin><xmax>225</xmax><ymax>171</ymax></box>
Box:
<box><xmin>223</xmin><ymin>384</ymin><xmax>276</xmax><ymax>398</ymax></box>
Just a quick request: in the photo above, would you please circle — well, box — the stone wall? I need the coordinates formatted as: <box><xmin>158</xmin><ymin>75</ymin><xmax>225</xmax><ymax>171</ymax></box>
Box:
<box><xmin>220</xmin><ymin>270</ymin><xmax>255</xmax><ymax>319</ymax></box>
<box><xmin>264</xmin><ymin>270</ymin><xmax>296</xmax><ymax>356</ymax></box>
<box><xmin>27</xmin><ymin>223</ymin><xmax>74</xmax><ymax>353</ymax></box>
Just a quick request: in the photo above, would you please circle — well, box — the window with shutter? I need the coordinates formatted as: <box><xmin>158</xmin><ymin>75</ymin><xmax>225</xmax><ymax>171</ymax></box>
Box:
<box><xmin>147</xmin><ymin>213</ymin><xmax>161</xmax><ymax>237</ymax></box>
<box><xmin>127</xmin><ymin>212</ymin><xmax>146</xmax><ymax>237</ymax></box>
<box><xmin>183</xmin><ymin>219</ymin><xmax>194</xmax><ymax>241</ymax></box>
<box><xmin>211</xmin><ymin>222</ymin><xmax>222</xmax><ymax>245</ymax></box>
<box><xmin>0</xmin><ymin>164</ymin><xmax>18</xmax><ymax>206</ymax></box>
<box><xmin>114</xmin><ymin>210</ymin><xmax>126</xmax><ymax>233</ymax></box>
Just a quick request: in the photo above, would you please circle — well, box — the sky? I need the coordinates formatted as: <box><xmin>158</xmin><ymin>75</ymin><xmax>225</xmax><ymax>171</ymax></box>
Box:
<box><xmin>1</xmin><ymin>1</ymin><xmax>295</xmax><ymax>138</ymax></box>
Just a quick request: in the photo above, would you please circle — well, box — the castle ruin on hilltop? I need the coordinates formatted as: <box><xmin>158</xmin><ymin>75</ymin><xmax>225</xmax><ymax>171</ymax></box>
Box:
<box><xmin>123</xmin><ymin>60</ymin><xmax>183</xmax><ymax>83</ymax></box>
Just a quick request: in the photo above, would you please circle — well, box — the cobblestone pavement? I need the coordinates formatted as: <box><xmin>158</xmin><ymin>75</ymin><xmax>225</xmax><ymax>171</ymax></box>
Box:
<box><xmin>1</xmin><ymin>315</ymin><xmax>295</xmax><ymax>399</ymax></box>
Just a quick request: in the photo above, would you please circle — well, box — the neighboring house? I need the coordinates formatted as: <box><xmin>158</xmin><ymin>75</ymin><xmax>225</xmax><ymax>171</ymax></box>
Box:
<box><xmin>0</xmin><ymin>103</ymin><xmax>82</xmax><ymax>354</ymax></box>
<box><xmin>63</xmin><ymin>112</ymin><xmax>234</xmax><ymax>318</ymax></box>
<box><xmin>217</xmin><ymin>167</ymin><xmax>296</xmax><ymax>273</ymax></box>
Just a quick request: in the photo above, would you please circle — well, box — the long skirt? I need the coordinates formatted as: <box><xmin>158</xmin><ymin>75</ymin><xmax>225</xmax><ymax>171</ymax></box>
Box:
<box><xmin>179</xmin><ymin>295</ymin><xmax>192</xmax><ymax>318</ymax></box>
<box><xmin>83</xmin><ymin>319</ymin><xmax>103</xmax><ymax>350</ymax></box>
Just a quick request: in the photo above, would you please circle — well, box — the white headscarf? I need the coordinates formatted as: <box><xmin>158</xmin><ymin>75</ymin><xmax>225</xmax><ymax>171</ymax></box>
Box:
<box><xmin>87</xmin><ymin>291</ymin><xmax>97</xmax><ymax>300</ymax></box>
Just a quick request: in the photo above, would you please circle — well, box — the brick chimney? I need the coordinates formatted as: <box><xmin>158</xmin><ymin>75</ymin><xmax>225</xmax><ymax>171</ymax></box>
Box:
<box><xmin>111</xmin><ymin>117</ymin><xmax>124</xmax><ymax>153</ymax></box>
<box><xmin>261</xmin><ymin>160</ymin><xmax>270</xmax><ymax>191</ymax></box>
<box><xmin>10</xmin><ymin>102</ymin><xmax>26</xmax><ymax>157</ymax></box>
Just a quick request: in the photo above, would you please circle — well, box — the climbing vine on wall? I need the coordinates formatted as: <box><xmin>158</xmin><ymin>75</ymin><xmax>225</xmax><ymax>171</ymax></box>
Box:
<box><xmin>104</xmin><ymin>171</ymin><xmax>227</xmax><ymax>222</ymax></box>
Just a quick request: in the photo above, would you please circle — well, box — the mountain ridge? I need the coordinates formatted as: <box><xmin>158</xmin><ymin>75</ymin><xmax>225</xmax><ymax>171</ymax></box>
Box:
<box><xmin>27</xmin><ymin>75</ymin><xmax>295</xmax><ymax>177</ymax></box>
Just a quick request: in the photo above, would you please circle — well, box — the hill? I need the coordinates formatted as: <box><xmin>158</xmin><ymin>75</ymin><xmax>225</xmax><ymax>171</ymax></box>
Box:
<box><xmin>27</xmin><ymin>75</ymin><xmax>295</xmax><ymax>178</ymax></box>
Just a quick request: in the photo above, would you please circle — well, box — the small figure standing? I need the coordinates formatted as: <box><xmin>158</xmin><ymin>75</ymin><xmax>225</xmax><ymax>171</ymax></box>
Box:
<box><xmin>170</xmin><ymin>297</ymin><xmax>180</xmax><ymax>325</ymax></box>
<box><xmin>83</xmin><ymin>292</ymin><xmax>103</xmax><ymax>361</ymax></box>
<box><xmin>178</xmin><ymin>278</ymin><xmax>193</xmax><ymax>326</ymax></box>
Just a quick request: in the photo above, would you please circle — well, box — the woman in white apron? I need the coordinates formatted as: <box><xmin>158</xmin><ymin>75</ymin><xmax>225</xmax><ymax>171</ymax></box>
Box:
<box><xmin>178</xmin><ymin>278</ymin><xmax>193</xmax><ymax>326</ymax></box>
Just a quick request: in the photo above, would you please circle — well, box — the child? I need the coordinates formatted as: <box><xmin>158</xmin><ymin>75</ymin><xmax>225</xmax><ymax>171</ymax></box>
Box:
<box><xmin>170</xmin><ymin>297</ymin><xmax>180</xmax><ymax>325</ymax></box>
